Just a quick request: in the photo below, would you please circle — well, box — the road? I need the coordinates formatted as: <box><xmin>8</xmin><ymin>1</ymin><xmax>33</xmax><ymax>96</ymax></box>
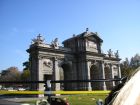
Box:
<box><xmin>0</xmin><ymin>95</ymin><xmax>45</xmax><ymax>105</ymax></box>
<box><xmin>0</xmin><ymin>99</ymin><xmax>21</xmax><ymax>105</ymax></box>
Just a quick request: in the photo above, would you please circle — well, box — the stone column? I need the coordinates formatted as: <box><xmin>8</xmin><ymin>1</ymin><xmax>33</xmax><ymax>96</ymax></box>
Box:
<box><xmin>118</xmin><ymin>64</ymin><xmax>121</xmax><ymax>78</ymax></box>
<box><xmin>101</xmin><ymin>61</ymin><xmax>107</xmax><ymax>90</ymax></box>
<box><xmin>87</xmin><ymin>61</ymin><xmax>92</xmax><ymax>91</ymax></box>
<box><xmin>38</xmin><ymin>56</ymin><xmax>44</xmax><ymax>97</ymax></box>
<box><xmin>110</xmin><ymin>64</ymin><xmax>115</xmax><ymax>87</ymax></box>
<box><xmin>54</xmin><ymin>58</ymin><xmax>60</xmax><ymax>91</ymax></box>
<box><xmin>118</xmin><ymin>64</ymin><xmax>122</xmax><ymax>83</ymax></box>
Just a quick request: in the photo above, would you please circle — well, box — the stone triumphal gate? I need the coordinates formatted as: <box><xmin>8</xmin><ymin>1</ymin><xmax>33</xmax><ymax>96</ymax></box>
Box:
<box><xmin>27</xmin><ymin>29</ymin><xmax>121</xmax><ymax>92</ymax></box>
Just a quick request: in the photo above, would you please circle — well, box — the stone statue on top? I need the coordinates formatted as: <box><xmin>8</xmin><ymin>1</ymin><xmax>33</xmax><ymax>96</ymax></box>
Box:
<box><xmin>51</xmin><ymin>38</ymin><xmax>59</xmax><ymax>48</ymax></box>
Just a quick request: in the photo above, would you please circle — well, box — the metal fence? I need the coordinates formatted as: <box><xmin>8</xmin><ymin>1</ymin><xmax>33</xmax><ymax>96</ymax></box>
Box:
<box><xmin>0</xmin><ymin>78</ymin><xmax>126</xmax><ymax>95</ymax></box>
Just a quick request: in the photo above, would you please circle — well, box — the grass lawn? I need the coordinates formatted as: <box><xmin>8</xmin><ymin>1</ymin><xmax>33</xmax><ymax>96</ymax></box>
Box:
<box><xmin>20</xmin><ymin>94</ymin><xmax>108</xmax><ymax>105</ymax></box>
<box><xmin>58</xmin><ymin>94</ymin><xmax>108</xmax><ymax>105</ymax></box>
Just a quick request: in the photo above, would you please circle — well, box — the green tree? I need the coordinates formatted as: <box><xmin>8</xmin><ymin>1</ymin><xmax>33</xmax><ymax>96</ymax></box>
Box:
<box><xmin>23</xmin><ymin>61</ymin><xmax>30</xmax><ymax>71</ymax></box>
<box><xmin>121</xmin><ymin>54</ymin><xmax>140</xmax><ymax>77</ymax></box>
<box><xmin>130</xmin><ymin>54</ymin><xmax>140</xmax><ymax>68</ymax></box>
<box><xmin>121</xmin><ymin>58</ymin><xmax>132</xmax><ymax>77</ymax></box>
<box><xmin>21</xmin><ymin>61</ymin><xmax>30</xmax><ymax>81</ymax></box>
<box><xmin>21</xmin><ymin>69</ymin><xmax>30</xmax><ymax>81</ymax></box>
<box><xmin>21</xmin><ymin>61</ymin><xmax>31</xmax><ymax>87</ymax></box>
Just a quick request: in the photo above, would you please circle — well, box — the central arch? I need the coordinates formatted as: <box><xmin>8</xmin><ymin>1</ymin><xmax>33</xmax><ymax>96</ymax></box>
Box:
<box><xmin>59</xmin><ymin>62</ymin><xmax>72</xmax><ymax>90</ymax></box>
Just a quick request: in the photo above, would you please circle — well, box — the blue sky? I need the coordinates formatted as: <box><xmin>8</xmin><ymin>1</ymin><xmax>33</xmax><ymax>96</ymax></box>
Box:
<box><xmin>0</xmin><ymin>0</ymin><xmax>140</xmax><ymax>71</ymax></box>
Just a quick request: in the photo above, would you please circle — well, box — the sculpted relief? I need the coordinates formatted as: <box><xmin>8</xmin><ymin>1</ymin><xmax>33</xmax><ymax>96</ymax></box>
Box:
<box><xmin>43</xmin><ymin>59</ymin><xmax>53</xmax><ymax>74</ymax></box>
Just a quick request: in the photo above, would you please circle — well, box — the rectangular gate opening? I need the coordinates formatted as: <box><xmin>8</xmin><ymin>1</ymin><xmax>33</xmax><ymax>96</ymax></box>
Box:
<box><xmin>44</xmin><ymin>74</ymin><xmax>52</xmax><ymax>81</ymax></box>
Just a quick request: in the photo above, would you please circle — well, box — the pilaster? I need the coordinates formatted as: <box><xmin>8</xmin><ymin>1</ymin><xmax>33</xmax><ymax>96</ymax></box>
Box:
<box><xmin>101</xmin><ymin>61</ymin><xmax>107</xmax><ymax>90</ymax></box>
<box><xmin>118</xmin><ymin>64</ymin><xmax>122</xmax><ymax>83</ymax></box>
<box><xmin>38</xmin><ymin>56</ymin><xmax>45</xmax><ymax>97</ymax></box>
<box><xmin>54</xmin><ymin>57</ymin><xmax>60</xmax><ymax>91</ymax></box>
<box><xmin>110</xmin><ymin>64</ymin><xmax>115</xmax><ymax>87</ymax></box>
<box><xmin>87</xmin><ymin>61</ymin><xmax>92</xmax><ymax>91</ymax></box>
<box><xmin>118</xmin><ymin>64</ymin><xmax>121</xmax><ymax>78</ymax></box>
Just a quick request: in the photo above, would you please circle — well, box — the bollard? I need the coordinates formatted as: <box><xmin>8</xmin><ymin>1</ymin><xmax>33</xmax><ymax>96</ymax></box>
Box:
<box><xmin>96</xmin><ymin>99</ymin><xmax>104</xmax><ymax>105</ymax></box>
<box><xmin>44</xmin><ymin>80</ymin><xmax>51</xmax><ymax>103</ymax></box>
<box><xmin>36</xmin><ymin>99</ymin><xmax>50</xmax><ymax>105</ymax></box>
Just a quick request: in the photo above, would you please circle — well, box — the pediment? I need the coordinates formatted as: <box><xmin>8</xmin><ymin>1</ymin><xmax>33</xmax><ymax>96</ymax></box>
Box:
<box><xmin>84</xmin><ymin>32</ymin><xmax>103</xmax><ymax>43</ymax></box>
<box><xmin>62</xmin><ymin>30</ymin><xmax>103</xmax><ymax>44</ymax></box>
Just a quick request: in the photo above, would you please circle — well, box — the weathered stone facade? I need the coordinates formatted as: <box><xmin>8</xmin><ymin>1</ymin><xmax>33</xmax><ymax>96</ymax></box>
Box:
<box><xmin>27</xmin><ymin>29</ymin><xmax>121</xmax><ymax>94</ymax></box>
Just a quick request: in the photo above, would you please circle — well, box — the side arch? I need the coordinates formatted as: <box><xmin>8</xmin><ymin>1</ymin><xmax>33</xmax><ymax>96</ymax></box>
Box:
<box><xmin>90</xmin><ymin>63</ymin><xmax>100</xmax><ymax>90</ymax></box>
<box><xmin>105</xmin><ymin>64</ymin><xmax>111</xmax><ymax>90</ymax></box>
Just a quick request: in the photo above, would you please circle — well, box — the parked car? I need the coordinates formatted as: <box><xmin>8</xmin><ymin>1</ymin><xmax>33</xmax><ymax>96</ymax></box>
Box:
<box><xmin>48</xmin><ymin>97</ymin><xmax>69</xmax><ymax>105</ymax></box>
<box><xmin>18</xmin><ymin>88</ymin><xmax>26</xmax><ymax>91</ymax></box>
<box><xmin>7</xmin><ymin>87</ymin><xmax>14</xmax><ymax>91</ymax></box>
